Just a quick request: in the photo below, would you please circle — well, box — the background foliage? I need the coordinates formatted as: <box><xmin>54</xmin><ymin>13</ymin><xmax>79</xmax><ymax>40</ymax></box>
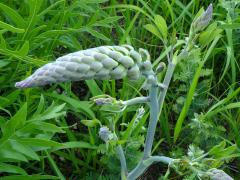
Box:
<box><xmin>0</xmin><ymin>0</ymin><xmax>239</xmax><ymax>179</ymax></box>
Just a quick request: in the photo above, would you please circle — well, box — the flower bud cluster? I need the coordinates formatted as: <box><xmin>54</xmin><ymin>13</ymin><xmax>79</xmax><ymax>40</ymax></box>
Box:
<box><xmin>15</xmin><ymin>45</ymin><xmax>151</xmax><ymax>88</ymax></box>
<box><xmin>99</xmin><ymin>126</ymin><xmax>114</xmax><ymax>143</ymax></box>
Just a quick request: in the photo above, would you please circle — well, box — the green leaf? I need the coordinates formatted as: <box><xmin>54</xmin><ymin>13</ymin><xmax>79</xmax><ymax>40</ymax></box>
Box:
<box><xmin>0</xmin><ymin>21</ymin><xmax>24</xmax><ymax>33</ymax></box>
<box><xmin>86</xmin><ymin>80</ymin><xmax>103</xmax><ymax>96</ymax></box>
<box><xmin>17</xmin><ymin>41</ymin><xmax>29</xmax><ymax>57</ymax></box>
<box><xmin>0</xmin><ymin>148</ymin><xmax>28</xmax><ymax>162</ymax></box>
<box><xmin>199</xmin><ymin>23</ymin><xmax>222</xmax><ymax>48</ymax></box>
<box><xmin>18</xmin><ymin>138</ymin><xmax>62</xmax><ymax>148</ymax></box>
<box><xmin>154</xmin><ymin>15</ymin><xmax>168</xmax><ymax>40</ymax></box>
<box><xmin>144</xmin><ymin>24</ymin><xmax>162</xmax><ymax>39</ymax></box>
<box><xmin>53</xmin><ymin>141</ymin><xmax>98</xmax><ymax>151</ymax></box>
<box><xmin>33</xmin><ymin>94</ymin><xmax>45</xmax><ymax>117</ymax></box>
<box><xmin>2</xmin><ymin>103</ymin><xmax>27</xmax><ymax>137</ymax></box>
<box><xmin>174</xmin><ymin>36</ymin><xmax>221</xmax><ymax>143</ymax></box>
<box><xmin>84</xmin><ymin>28</ymin><xmax>110</xmax><ymax>41</ymax></box>
<box><xmin>30</xmin><ymin>102</ymin><xmax>65</xmax><ymax>121</ymax></box>
<box><xmin>0</xmin><ymin>163</ymin><xmax>27</xmax><ymax>175</ymax></box>
<box><xmin>33</xmin><ymin>122</ymin><xmax>65</xmax><ymax>133</ymax></box>
<box><xmin>81</xmin><ymin>119</ymin><xmax>101</xmax><ymax>127</ymax></box>
<box><xmin>0</xmin><ymin>3</ymin><xmax>25</xmax><ymax>28</ymax></box>
<box><xmin>0</xmin><ymin>90</ymin><xmax>20</xmax><ymax>108</ymax></box>
<box><xmin>219</xmin><ymin>23</ymin><xmax>240</xmax><ymax>29</ymax></box>
<box><xmin>9</xmin><ymin>140</ymin><xmax>39</xmax><ymax>161</ymax></box>
<box><xmin>0</xmin><ymin>60</ymin><xmax>10</xmax><ymax>68</ymax></box>
<box><xmin>46</xmin><ymin>92</ymin><xmax>95</xmax><ymax>118</ymax></box>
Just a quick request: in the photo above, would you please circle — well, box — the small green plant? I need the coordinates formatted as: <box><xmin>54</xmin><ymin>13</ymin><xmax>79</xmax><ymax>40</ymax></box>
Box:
<box><xmin>14</xmin><ymin>3</ymin><xmax>234</xmax><ymax>180</ymax></box>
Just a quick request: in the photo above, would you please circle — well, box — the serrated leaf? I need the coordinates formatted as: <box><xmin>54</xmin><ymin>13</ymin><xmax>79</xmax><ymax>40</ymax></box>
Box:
<box><xmin>209</xmin><ymin>141</ymin><xmax>226</xmax><ymax>155</ymax></box>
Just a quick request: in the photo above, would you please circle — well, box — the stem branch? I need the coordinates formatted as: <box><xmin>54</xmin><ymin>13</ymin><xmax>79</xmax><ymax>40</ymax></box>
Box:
<box><xmin>122</xmin><ymin>96</ymin><xmax>149</xmax><ymax>106</ymax></box>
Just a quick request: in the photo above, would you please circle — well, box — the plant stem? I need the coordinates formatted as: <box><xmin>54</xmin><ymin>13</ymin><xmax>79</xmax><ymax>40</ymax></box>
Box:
<box><xmin>127</xmin><ymin>62</ymin><xmax>176</xmax><ymax>179</ymax></box>
<box><xmin>122</xmin><ymin>96</ymin><xmax>149</xmax><ymax>106</ymax></box>
<box><xmin>127</xmin><ymin>156</ymin><xmax>173</xmax><ymax>180</ymax></box>
<box><xmin>116</xmin><ymin>145</ymin><xmax>128</xmax><ymax>179</ymax></box>
<box><xmin>158</xmin><ymin>62</ymin><xmax>176</xmax><ymax>115</ymax></box>
<box><xmin>143</xmin><ymin>84</ymin><xmax>159</xmax><ymax>159</ymax></box>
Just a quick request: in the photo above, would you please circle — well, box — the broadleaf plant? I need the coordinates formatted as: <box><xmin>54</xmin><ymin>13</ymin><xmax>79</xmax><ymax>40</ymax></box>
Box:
<box><xmin>13</xmin><ymin>3</ymin><xmax>234</xmax><ymax>180</ymax></box>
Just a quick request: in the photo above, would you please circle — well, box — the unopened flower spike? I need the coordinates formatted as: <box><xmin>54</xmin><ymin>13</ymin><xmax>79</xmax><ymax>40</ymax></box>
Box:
<box><xmin>15</xmin><ymin>45</ymin><xmax>152</xmax><ymax>89</ymax></box>
<box><xmin>192</xmin><ymin>4</ymin><xmax>213</xmax><ymax>32</ymax></box>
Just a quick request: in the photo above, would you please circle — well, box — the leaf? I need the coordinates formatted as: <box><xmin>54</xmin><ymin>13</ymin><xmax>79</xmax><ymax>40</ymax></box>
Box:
<box><xmin>33</xmin><ymin>122</ymin><xmax>65</xmax><ymax>133</ymax></box>
<box><xmin>84</xmin><ymin>28</ymin><xmax>110</xmax><ymax>41</ymax></box>
<box><xmin>33</xmin><ymin>94</ymin><xmax>45</xmax><ymax>117</ymax></box>
<box><xmin>0</xmin><ymin>90</ymin><xmax>20</xmax><ymax>108</ymax></box>
<box><xmin>199</xmin><ymin>23</ymin><xmax>222</xmax><ymax>48</ymax></box>
<box><xmin>0</xmin><ymin>148</ymin><xmax>28</xmax><ymax>162</ymax></box>
<box><xmin>81</xmin><ymin>119</ymin><xmax>101</xmax><ymax>127</ymax></box>
<box><xmin>0</xmin><ymin>60</ymin><xmax>10</xmax><ymax>68</ymax></box>
<box><xmin>144</xmin><ymin>24</ymin><xmax>162</xmax><ymax>39</ymax></box>
<box><xmin>46</xmin><ymin>92</ymin><xmax>95</xmax><ymax>118</ymax></box>
<box><xmin>18</xmin><ymin>138</ymin><xmax>62</xmax><ymax>148</ymax></box>
<box><xmin>85</xmin><ymin>80</ymin><xmax>103</xmax><ymax>96</ymax></box>
<box><xmin>2</xmin><ymin>103</ymin><xmax>27</xmax><ymax>137</ymax></box>
<box><xmin>0</xmin><ymin>33</ymin><xmax>6</xmax><ymax>49</ymax></box>
<box><xmin>30</xmin><ymin>102</ymin><xmax>65</xmax><ymax>121</ymax></box>
<box><xmin>17</xmin><ymin>41</ymin><xmax>29</xmax><ymax>57</ymax></box>
<box><xmin>0</xmin><ymin>21</ymin><xmax>24</xmax><ymax>33</ymax></box>
<box><xmin>53</xmin><ymin>141</ymin><xmax>98</xmax><ymax>151</ymax></box>
<box><xmin>209</xmin><ymin>141</ymin><xmax>226</xmax><ymax>155</ymax></box>
<box><xmin>174</xmin><ymin>36</ymin><xmax>221</xmax><ymax>143</ymax></box>
<box><xmin>219</xmin><ymin>23</ymin><xmax>240</xmax><ymax>29</ymax></box>
<box><xmin>0</xmin><ymin>3</ymin><xmax>26</xmax><ymax>28</ymax></box>
<box><xmin>0</xmin><ymin>163</ymin><xmax>27</xmax><ymax>175</ymax></box>
<box><xmin>154</xmin><ymin>15</ymin><xmax>168</xmax><ymax>39</ymax></box>
<box><xmin>9</xmin><ymin>140</ymin><xmax>39</xmax><ymax>161</ymax></box>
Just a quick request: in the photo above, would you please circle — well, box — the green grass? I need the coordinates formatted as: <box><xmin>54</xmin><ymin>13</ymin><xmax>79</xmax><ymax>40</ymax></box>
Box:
<box><xmin>0</xmin><ymin>0</ymin><xmax>239</xmax><ymax>179</ymax></box>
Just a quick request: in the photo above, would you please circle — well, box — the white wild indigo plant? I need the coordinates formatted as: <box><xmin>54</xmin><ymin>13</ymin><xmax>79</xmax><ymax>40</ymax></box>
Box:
<box><xmin>16</xmin><ymin>4</ymin><xmax>232</xmax><ymax>180</ymax></box>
